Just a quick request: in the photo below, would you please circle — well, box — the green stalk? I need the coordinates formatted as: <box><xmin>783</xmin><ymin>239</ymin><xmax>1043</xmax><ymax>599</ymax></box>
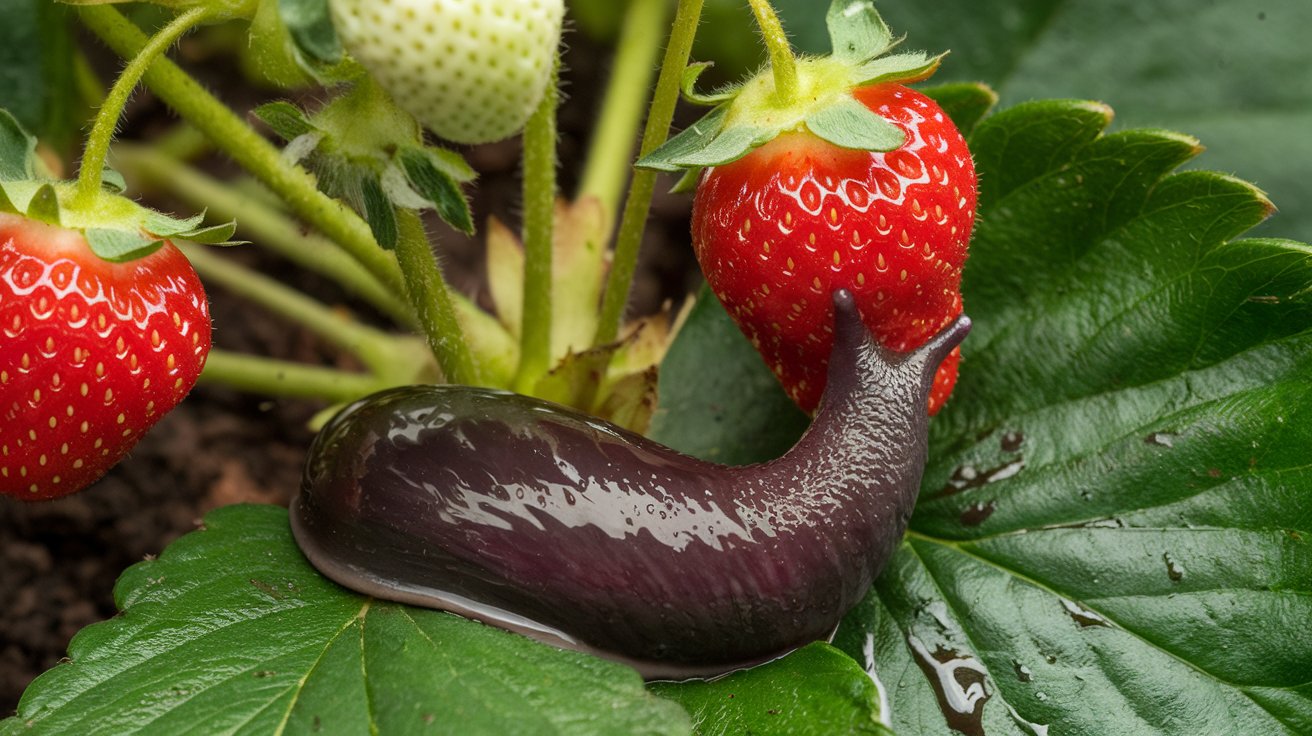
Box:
<box><xmin>515</xmin><ymin>58</ymin><xmax>560</xmax><ymax>392</ymax></box>
<box><xmin>393</xmin><ymin>210</ymin><xmax>480</xmax><ymax>386</ymax></box>
<box><xmin>593</xmin><ymin>0</ymin><xmax>705</xmax><ymax>348</ymax></box>
<box><xmin>180</xmin><ymin>244</ymin><xmax>405</xmax><ymax>376</ymax></box>
<box><xmin>199</xmin><ymin>350</ymin><xmax>383</xmax><ymax>403</ymax></box>
<box><xmin>114</xmin><ymin>144</ymin><xmax>414</xmax><ymax>327</ymax></box>
<box><xmin>74</xmin><ymin>6</ymin><xmax>213</xmax><ymax>207</ymax></box>
<box><xmin>575</xmin><ymin>0</ymin><xmax>670</xmax><ymax>221</ymax></box>
<box><xmin>77</xmin><ymin>6</ymin><xmax>406</xmax><ymax>300</ymax></box>
<box><xmin>746</xmin><ymin>0</ymin><xmax>799</xmax><ymax>104</ymax></box>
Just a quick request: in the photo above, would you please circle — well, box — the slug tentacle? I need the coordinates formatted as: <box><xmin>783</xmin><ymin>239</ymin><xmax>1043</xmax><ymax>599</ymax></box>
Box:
<box><xmin>291</xmin><ymin>290</ymin><xmax>970</xmax><ymax>679</ymax></box>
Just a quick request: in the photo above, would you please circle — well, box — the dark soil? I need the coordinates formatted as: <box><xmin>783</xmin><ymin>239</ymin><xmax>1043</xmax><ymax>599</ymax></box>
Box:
<box><xmin>1</xmin><ymin>28</ymin><xmax>699</xmax><ymax>715</ymax></box>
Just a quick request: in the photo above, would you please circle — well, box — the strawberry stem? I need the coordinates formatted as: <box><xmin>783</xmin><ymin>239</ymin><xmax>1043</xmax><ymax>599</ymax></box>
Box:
<box><xmin>199</xmin><ymin>350</ymin><xmax>388</xmax><ymax>403</ymax></box>
<box><xmin>515</xmin><ymin>56</ymin><xmax>560</xmax><ymax>393</ymax></box>
<box><xmin>746</xmin><ymin>0</ymin><xmax>799</xmax><ymax>106</ymax></box>
<box><xmin>575</xmin><ymin>0</ymin><xmax>669</xmax><ymax>219</ymax></box>
<box><xmin>393</xmin><ymin>209</ymin><xmax>481</xmax><ymax>386</ymax></box>
<box><xmin>594</xmin><ymin>0</ymin><xmax>705</xmax><ymax>350</ymax></box>
<box><xmin>74</xmin><ymin>6</ymin><xmax>213</xmax><ymax>209</ymax></box>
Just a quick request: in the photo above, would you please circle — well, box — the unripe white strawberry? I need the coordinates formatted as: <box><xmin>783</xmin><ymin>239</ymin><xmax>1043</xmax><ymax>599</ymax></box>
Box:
<box><xmin>329</xmin><ymin>0</ymin><xmax>564</xmax><ymax>145</ymax></box>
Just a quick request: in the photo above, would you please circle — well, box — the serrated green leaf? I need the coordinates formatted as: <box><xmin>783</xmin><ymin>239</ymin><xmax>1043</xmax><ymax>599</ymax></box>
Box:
<box><xmin>652</xmin><ymin>643</ymin><xmax>893</xmax><ymax>735</ymax></box>
<box><xmin>680</xmin><ymin>62</ymin><xmax>737</xmax><ymax>106</ymax></box>
<box><xmin>26</xmin><ymin>182</ymin><xmax>59</xmax><ymax>224</ymax></box>
<box><xmin>0</xmin><ymin>107</ymin><xmax>36</xmax><ymax>181</ymax></box>
<box><xmin>84</xmin><ymin>228</ymin><xmax>164</xmax><ymax>262</ymax></box>
<box><xmin>636</xmin><ymin>104</ymin><xmax>730</xmax><ymax>172</ymax></box>
<box><xmin>251</xmin><ymin>100</ymin><xmax>316</xmax><ymax>141</ymax></box>
<box><xmin>360</xmin><ymin>173</ymin><xmax>397</xmax><ymax>249</ymax></box>
<box><xmin>0</xmin><ymin>505</ymin><xmax>692</xmax><ymax>736</ymax></box>
<box><xmin>805</xmin><ymin>95</ymin><xmax>905</xmax><ymax>151</ymax></box>
<box><xmin>277</xmin><ymin>0</ymin><xmax>341</xmax><ymax>67</ymax></box>
<box><xmin>826</xmin><ymin>0</ymin><xmax>894</xmax><ymax>62</ymax></box>
<box><xmin>654</xmin><ymin>98</ymin><xmax>1312</xmax><ymax>733</ymax></box>
<box><xmin>398</xmin><ymin>147</ymin><xmax>473</xmax><ymax>234</ymax></box>
<box><xmin>920</xmin><ymin>82</ymin><xmax>998</xmax><ymax>137</ymax></box>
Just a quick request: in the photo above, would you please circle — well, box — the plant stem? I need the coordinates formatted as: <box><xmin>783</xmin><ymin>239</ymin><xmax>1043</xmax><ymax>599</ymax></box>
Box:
<box><xmin>199</xmin><ymin>350</ymin><xmax>383</xmax><ymax>403</ymax></box>
<box><xmin>575</xmin><ymin>0</ymin><xmax>670</xmax><ymax>222</ymax></box>
<box><xmin>515</xmin><ymin>58</ymin><xmax>560</xmax><ymax>392</ymax></box>
<box><xmin>393</xmin><ymin>209</ymin><xmax>480</xmax><ymax>386</ymax></box>
<box><xmin>74</xmin><ymin>6</ymin><xmax>212</xmax><ymax>208</ymax></box>
<box><xmin>114</xmin><ymin>144</ymin><xmax>415</xmax><ymax>327</ymax></box>
<box><xmin>179</xmin><ymin>244</ymin><xmax>404</xmax><ymax>375</ymax></box>
<box><xmin>746</xmin><ymin>0</ymin><xmax>798</xmax><ymax>105</ymax></box>
<box><xmin>77</xmin><ymin>6</ymin><xmax>407</xmax><ymax>300</ymax></box>
<box><xmin>593</xmin><ymin>0</ymin><xmax>705</xmax><ymax>348</ymax></box>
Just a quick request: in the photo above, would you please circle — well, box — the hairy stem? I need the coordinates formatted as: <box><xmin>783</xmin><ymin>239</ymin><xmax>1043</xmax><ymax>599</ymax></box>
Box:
<box><xmin>745</xmin><ymin>0</ymin><xmax>798</xmax><ymax>105</ymax></box>
<box><xmin>575</xmin><ymin>0</ymin><xmax>670</xmax><ymax>221</ymax></box>
<box><xmin>74</xmin><ymin>6</ymin><xmax>212</xmax><ymax>207</ymax></box>
<box><xmin>199</xmin><ymin>350</ymin><xmax>384</xmax><ymax>403</ymax></box>
<box><xmin>393</xmin><ymin>209</ymin><xmax>479</xmax><ymax>386</ymax></box>
<box><xmin>77</xmin><ymin>6</ymin><xmax>407</xmax><ymax>300</ymax></box>
<box><xmin>515</xmin><ymin>58</ymin><xmax>560</xmax><ymax>392</ymax></box>
<box><xmin>593</xmin><ymin>0</ymin><xmax>705</xmax><ymax>348</ymax></box>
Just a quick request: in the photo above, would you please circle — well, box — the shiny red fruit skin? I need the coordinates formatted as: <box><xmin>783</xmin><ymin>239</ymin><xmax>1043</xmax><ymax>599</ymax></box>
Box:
<box><xmin>692</xmin><ymin>84</ymin><xmax>976</xmax><ymax>414</ymax></box>
<box><xmin>0</xmin><ymin>213</ymin><xmax>211</xmax><ymax>500</ymax></box>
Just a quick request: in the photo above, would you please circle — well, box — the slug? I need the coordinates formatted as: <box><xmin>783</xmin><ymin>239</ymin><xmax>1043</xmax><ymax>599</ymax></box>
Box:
<box><xmin>290</xmin><ymin>290</ymin><xmax>970</xmax><ymax>679</ymax></box>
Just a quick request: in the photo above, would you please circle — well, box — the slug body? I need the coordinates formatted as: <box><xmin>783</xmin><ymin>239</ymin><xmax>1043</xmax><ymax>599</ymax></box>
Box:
<box><xmin>291</xmin><ymin>291</ymin><xmax>970</xmax><ymax>679</ymax></box>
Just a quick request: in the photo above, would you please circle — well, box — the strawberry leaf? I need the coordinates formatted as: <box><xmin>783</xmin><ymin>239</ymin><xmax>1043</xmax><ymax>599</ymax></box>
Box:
<box><xmin>0</xmin><ymin>505</ymin><xmax>692</xmax><ymax>736</ymax></box>
<box><xmin>84</xmin><ymin>228</ymin><xmax>164</xmax><ymax>262</ymax></box>
<box><xmin>651</xmin><ymin>643</ymin><xmax>893</xmax><ymax>735</ymax></box>
<box><xmin>920</xmin><ymin>82</ymin><xmax>998</xmax><ymax>134</ymax></box>
<box><xmin>653</xmin><ymin>98</ymin><xmax>1312</xmax><ymax>733</ymax></box>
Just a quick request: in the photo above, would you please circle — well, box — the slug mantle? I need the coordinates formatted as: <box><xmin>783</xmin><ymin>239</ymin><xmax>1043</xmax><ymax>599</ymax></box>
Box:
<box><xmin>290</xmin><ymin>290</ymin><xmax>970</xmax><ymax>679</ymax></box>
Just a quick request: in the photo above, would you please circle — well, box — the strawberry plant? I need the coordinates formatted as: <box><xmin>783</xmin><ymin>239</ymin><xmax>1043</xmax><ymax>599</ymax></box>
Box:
<box><xmin>2</xmin><ymin>0</ymin><xmax>1310</xmax><ymax>734</ymax></box>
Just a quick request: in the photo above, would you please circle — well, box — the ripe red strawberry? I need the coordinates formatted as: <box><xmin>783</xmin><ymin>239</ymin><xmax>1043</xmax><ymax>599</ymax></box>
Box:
<box><xmin>1</xmin><ymin>213</ymin><xmax>211</xmax><ymax>500</ymax></box>
<box><xmin>691</xmin><ymin>84</ymin><xmax>975</xmax><ymax>414</ymax></box>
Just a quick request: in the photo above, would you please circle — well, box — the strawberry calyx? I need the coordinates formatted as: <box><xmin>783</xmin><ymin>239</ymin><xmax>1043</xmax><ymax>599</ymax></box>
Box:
<box><xmin>0</xmin><ymin>110</ymin><xmax>239</xmax><ymax>263</ymax></box>
<box><xmin>637</xmin><ymin>0</ymin><xmax>943</xmax><ymax>176</ymax></box>
<box><xmin>253</xmin><ymin>78</ymin><xmax>477</xmax><ymax>246</ymax></box>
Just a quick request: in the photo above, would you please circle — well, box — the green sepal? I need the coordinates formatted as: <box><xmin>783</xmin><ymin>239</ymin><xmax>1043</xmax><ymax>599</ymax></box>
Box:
<box><xmin>681</xmin><ymin>63</ymin><xmax>739</xmax><ymax>106</ymax></box>
<box><xmin>178</xmin><ymin>220</ymin><xmax>242</xmax><ymax>245</ymax></box>
<box><xmin>921</xmin><ymin>81</ymin><xmax>999</xmax><ymax>135</ymax></box>
<box><xmin>0</xmin><ymin>182</ymin><xmax>17</xmax><ymax>214</ymax></box>
<box><xmin>852</xmin><ymin>51</ymin><xmax>944</xmax><ymax>86</ymax></box>
<box><xmin>423</xmin><ymin>146</ymin><xmax>476</xmax><ymax>183</ymax></box>
<box><xmin>100</xmin><ymin>166</ymin><xmax>127</xmax><ymax>194</ymax></box>
<box><xmin>398</xmin><ymin>147</ymin><xmax>473</xmax><ymax>234</ymax></box>
<box><xmin>85</xmin><ymin>228</ymin><xmax>165</xmax><ymax>262</ymax></box>
<box><xmin>0</xmin><ymin>108</ymin><xmax>36</xmax><ymax>181</ymax></box>
<box><xmin>805</xmin><ymin>95</ymin><xmax>905</xmax><ymax>151</ymax></box>
<box><xmin>827</xmin><ymin>0</ymin><xmax>895</xmax><ymax>62</ymax></box>
<box><xmin>360</xmin><ymin>174</ymin><xmax>397</xmax><ymax>250</ymax></box>
<box><xmin>277</xmin><ymin>0</ymin><xmax>341</xmax><ymax>67</ymax></box>
<box><xmin>26</xmin><ymin>183</ymin><xmax>60</xmax><ymax>225</ymax></box>
<box><xmin>636</xmin><ymin>104</ymin><xmax>730</xmax><ymax>172</ymax></box>
<box><xmin>143</xmin><ymin>210</ymin><xmax>207</xmax><ymax>237</ymax></box>
<box><xmin>670</xmin><ymin>167</ymin><xmax>703</xmax><ymax>195</ymax></box>
<box><xmin>252</xmin><ymin>100</ymin><xmax>316</xmax><ymax>141</ymax></box>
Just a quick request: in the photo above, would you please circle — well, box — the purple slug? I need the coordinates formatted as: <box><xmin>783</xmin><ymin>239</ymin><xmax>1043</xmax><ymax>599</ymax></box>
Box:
<box><xmin>290</xmin><ymin>290</ymin><xmax>970</xmax><ymax>679</ymax></box>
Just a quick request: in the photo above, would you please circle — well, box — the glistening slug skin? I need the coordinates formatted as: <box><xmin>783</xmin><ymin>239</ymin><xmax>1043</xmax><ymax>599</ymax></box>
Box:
<box><xmin>290</xmin><ymin>290</ymin><xmax>970</xmax><ymax>679</ymax></box>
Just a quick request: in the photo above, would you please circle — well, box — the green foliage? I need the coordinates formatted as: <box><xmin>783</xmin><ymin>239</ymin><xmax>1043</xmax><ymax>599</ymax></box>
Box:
<box><xmin>0</xmin><ymin>505</ymin><xmax>691</xmax><ymax>736</ymax></box>
<box><xmin>0</xmin><ymin>1</ymin><xmax>80</xmax><ymax>157</ymax></box>
<box><xmin>656</xmin><ymin>94</ymin><xmax>1312</xmax><ymax>733</ymax></box>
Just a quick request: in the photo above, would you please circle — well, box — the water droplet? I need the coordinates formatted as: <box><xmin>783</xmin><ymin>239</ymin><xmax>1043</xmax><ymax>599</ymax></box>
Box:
<box><xmin>1144</xmin><ymin>431</ymin><xmax>1177</xmax><ymax>448</ymax></box>
<box><xmin>959</xmin><ymin>501</ymin><xmax>996</xmax><ymax>526</ymax></box>
<box><xmin>1001</xmin><ymin>431</ymin><xmax>1024</xmax><ymax>453</ymax></box>
<box><xmin>908</xmin><ymin>635</ymin><xmax>991</xmax><ymax>736</ymax></box>
<box><xmin>1012</xmin><ymin>659</ymin><xmax>1032</xmax><ymax>682</ymax></box>
<box><xmin>1060</xmin><ymin>598</ymin><xmax>1110</xmax><ymax>628</ymax></box>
